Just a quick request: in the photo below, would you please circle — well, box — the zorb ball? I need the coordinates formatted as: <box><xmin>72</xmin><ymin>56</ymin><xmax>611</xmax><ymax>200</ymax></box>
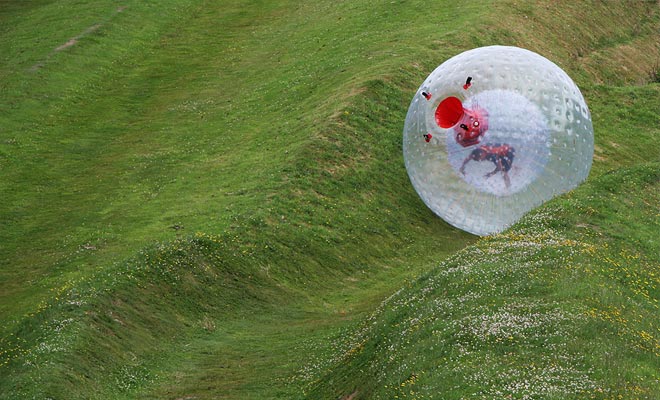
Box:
<box><xmin>403</xmin><ymin>46</ymin><xmax>593</xmax><ymax>236</ymax></box>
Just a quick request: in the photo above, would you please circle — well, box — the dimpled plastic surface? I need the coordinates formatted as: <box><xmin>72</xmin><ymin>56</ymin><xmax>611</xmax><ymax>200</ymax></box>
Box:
<box><xmin>403</xmin><ymin>46</ymin><xmax>593</xmax><ymax>236</ymax></box>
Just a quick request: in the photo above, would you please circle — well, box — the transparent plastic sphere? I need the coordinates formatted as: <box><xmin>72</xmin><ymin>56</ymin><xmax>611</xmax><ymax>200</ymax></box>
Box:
<box><xmin>403</xmin><ymin>46</ymin><xmax>594</xmax><ymax>236</ymax></box>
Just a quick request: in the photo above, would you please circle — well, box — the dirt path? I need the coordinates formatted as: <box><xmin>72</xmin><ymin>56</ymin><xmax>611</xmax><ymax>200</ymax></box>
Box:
<box><xmin>30</xmin><ymin>6</ymin><xmax>126</xmax><ymax>71</ymax></box>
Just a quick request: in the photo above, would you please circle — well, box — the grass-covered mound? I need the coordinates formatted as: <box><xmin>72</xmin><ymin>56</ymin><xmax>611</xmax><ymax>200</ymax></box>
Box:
<box><xmin>304</xmin><ymin>163</ymin><xmax>659</xmax><ymax>399</ymax></box>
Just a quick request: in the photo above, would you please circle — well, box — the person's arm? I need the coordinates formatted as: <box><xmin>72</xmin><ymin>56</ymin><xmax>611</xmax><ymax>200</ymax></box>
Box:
<box><xmin>485</xmin><ymin>158</ymin><xmax>502</xmax><ymax>178</ymax></box>
<box><xmin>459</xmin><ymin>155</ymin><xmax>472</xmax><ymax>175</ymax></box>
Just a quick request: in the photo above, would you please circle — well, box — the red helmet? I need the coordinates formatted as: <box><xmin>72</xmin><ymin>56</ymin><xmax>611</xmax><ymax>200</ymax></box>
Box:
<box><xmin>435</xmin><ymin>96</ymin><xmax>489</xmax><ymax>147</ymax></box>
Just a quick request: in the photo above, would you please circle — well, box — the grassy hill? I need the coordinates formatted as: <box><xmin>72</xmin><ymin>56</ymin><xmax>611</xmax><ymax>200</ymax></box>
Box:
<box><xmin>305</xmin><ymin>163</ymin><xmax>659</xmax><ymax>399</ymax></box>
<box><xmin>0</xmin><ymin>0</ymin><xmax>658</xmax><ymax>399</ymax></box>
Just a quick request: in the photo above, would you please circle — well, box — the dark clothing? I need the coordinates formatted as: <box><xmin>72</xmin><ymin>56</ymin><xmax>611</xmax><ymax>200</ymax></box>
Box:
<box><xmin>472</xmin><ymin>143</ymin><xmax>515</xmax><ymax>172</ymax></box>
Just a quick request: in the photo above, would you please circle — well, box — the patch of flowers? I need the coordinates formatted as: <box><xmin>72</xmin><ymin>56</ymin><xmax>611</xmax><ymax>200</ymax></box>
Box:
<box><xmin>300</xmin><ymin>201</ymin><xmax>660</xmax><ymax>398</ymax></box>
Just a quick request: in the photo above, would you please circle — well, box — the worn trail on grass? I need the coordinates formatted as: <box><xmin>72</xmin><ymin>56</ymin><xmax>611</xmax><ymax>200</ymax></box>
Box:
<box><xmin>30</xmin><ymin>6</ymin><xmax>127</xmax><ymax>71</ymax></box>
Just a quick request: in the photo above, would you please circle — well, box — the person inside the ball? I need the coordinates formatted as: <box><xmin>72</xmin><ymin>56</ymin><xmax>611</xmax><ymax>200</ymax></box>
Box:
<box><xmin>459</xmin><ymin>143</ymin><xmax>515</xmax><ymax>188</ymax></box>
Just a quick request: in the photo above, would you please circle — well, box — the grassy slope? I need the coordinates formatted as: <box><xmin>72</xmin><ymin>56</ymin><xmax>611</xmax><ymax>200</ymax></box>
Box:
<box><xmin>304</xmin><ymin>1</ymin><xmax>660</xmax><ymax>399</ymax></box>
<box><xmin>0</xmin><ymin>0</ymin><xmax>658</xmax><ymax>399</ymax></box>
<box><xmin>306</xmin><ymin>164</ymin><xmax>659</xmax><ymax>400</ymax></box>
<box><xmin>0</xmin><ymin>0</ymin><xmax>478</xmax><ymax>326</ymax></box>
<box><xmin>0</xmin><ymin>0</ymin><xmax>479</xmax><ymax>398</ymax></box>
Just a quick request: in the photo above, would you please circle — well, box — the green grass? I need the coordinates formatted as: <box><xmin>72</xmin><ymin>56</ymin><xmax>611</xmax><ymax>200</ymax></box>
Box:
<box><xmin>304</xmin><ymin>163</ymin><xmax>659</xmax><ymax>399</ymax></box>
<box><xmin>0</xmin><ymin>0</ymin><xmax>477</xmax><ymax>325</ymax></box>
<box><xmin>0</xmin><ymin>0</ymin><xmax>659</xmax><ymax>399</ymax></box>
